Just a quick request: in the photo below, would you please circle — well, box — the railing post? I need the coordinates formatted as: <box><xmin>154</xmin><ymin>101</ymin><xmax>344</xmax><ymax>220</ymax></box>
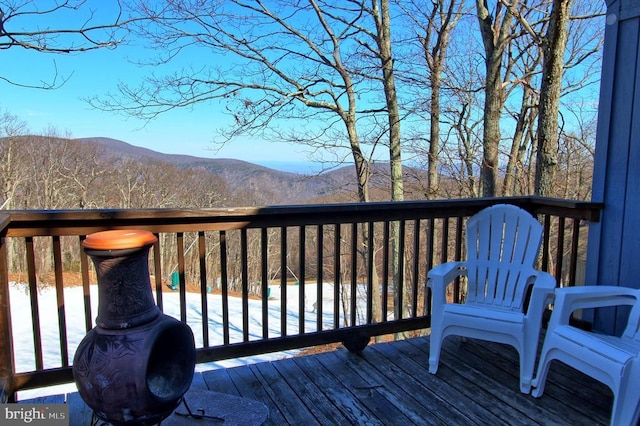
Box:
<box><xmin>0</xmin><ymin>225</ymin><xmax>16</xmax><ymax>402</ymax></box>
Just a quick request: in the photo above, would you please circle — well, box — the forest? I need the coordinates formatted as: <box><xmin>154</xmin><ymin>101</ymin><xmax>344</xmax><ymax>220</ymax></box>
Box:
<box><xmin>0</xmin><ymin>134</ymin><xmax>587</xmax><ymax>325</ymax></box>
<box><xmin>1</xmin><ymin>1</ymin><xmax>603</xmax><ymax>206</ymax></box>
<box><xmin>0</xmin><ymin>1</ymin><xmax>602</xmax><ymax>302</ymax></box>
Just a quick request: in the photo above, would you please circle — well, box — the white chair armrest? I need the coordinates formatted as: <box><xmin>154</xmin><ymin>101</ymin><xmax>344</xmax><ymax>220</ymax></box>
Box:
<box><xmin>427</xmin><ymin>261</ymin><xmax>467</xmax><ymax>308</ymax></box>
<box><xmin>549</xmin><ymin>286</ymin><xmax>639</xmax><ymax>329</ymax></box>
<box><xmin>426</xmin><ymin>261</ymin><xmax>466</xmax><ymax>336</ymax></box>
<box><xmin>526</xmin><ymin>270</ymin><xmax>556</xmax><ymax>313</ymax></box>
<box><xmin>521</xmin><ymin>270</ymin><xmax>556</xmax><ymax>330</ymax></box>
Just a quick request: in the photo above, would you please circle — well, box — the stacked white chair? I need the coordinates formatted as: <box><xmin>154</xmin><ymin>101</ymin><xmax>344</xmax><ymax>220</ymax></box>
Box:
<box><xmin>532</xmin><ymin>286</ymin><xmax>640</xmax><ymax>426</ymax></box>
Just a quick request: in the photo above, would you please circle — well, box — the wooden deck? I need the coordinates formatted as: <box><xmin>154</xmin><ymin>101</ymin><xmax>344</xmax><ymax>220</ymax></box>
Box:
<box><xmin>19</xmin><ymin>335</ymin><xmax>612</xmax><ymax>425</ymax></box>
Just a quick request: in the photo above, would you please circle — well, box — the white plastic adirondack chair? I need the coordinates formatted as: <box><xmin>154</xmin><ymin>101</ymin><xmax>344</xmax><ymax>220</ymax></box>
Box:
<box><xmin>427</xmin><ymin>204</ymin><xmax>556</xmax><ymax>393</ymax></box>
<box><xmin>531</xmin><ymin>286</ymin><xmax>640</xmax><ymax>426</ymax></box>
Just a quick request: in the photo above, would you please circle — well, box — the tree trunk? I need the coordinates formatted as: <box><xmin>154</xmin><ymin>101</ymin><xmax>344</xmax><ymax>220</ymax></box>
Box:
<box><xmin>372</xmin><ymin>0</ymin><xmax>405</xmax><ymax>321</ymax></box>
<box><xmin>535</xmin><ymin>0</ymin><xmax>572</xmax><ymax>196</ymax></box>
<box><xmin>476</xmin><ymin>0</ymin><xmax>517</xmax><ymax>197</ymax></box>
<box><xmin>481</xmin><ymin>73</ymin><xmax>503</xmax><ymax>197</ymax></box>
<box><xmin>503</xmin><ymin>88</ymin><xmax>536</xmax><ymax>196</ymax></box>
<box><xmin>428</xmin><ymin>82</ymin><xmax>441</xmax><ymax>200</ymax></box>
<box><xmin>375</xmin><ymin>0</ymin><xmax>403</xmax><ymax>204</ymax></box>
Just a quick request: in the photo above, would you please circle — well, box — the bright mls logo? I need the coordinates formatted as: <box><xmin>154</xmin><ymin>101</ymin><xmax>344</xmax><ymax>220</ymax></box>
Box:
<box><xmin>3</xmin><ymin>404</ymin><xmax>68</xmax><ymax>425</ymax></box>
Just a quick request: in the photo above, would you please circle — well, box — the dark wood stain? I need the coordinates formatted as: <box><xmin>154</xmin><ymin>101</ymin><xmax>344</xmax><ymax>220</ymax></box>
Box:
<box><xmin>23</xmin><ymin>335</ymin><xmax>610</xmax><ymax>425</ymax></box>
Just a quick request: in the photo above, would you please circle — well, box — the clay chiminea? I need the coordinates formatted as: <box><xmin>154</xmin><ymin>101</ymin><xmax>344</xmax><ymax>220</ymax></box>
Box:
<box><xmin>73</xmin><ymin>230</ymin><xmax>196</xmax><ymax>425</ymax></box>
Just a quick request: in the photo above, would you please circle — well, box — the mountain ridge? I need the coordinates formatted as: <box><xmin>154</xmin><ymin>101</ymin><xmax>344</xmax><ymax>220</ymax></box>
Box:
<box><xmin>76</xmin><ymin>137</ymin><xmax>351</xmax><ymax>204</ymax></box>
<box><xmin>3</xmin><ymin>135</ymin><xmax>429</xmax><ymax>206</ymax></box>
<box><xmin>75</xmin><ymin>137</ymin><xmax>430</xmax><ymax>204</ymax></box>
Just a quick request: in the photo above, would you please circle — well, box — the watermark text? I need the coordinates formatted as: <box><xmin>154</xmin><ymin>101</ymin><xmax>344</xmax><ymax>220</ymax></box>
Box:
<box><xmin>3</xmin><ymin>404</ymin><xmax>68</xmax><ymax>425</ymax></box>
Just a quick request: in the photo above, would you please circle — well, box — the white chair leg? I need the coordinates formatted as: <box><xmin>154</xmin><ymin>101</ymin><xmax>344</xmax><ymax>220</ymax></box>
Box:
<box><xmin>429</xmin><ymin>329</ymin><xmax>442</xmax><ymax>374</ymax></box>
<box><xmin>531</xmin><ymin>353</ymin><xmax>552</xmax><ymax>398</ymax></box>
<box><xmin>519</xmin><ymin>347</ymin><xmax>534</xmax><ymax>394</ymax></box>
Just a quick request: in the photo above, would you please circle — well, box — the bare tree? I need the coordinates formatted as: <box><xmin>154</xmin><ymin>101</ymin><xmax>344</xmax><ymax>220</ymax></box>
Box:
<box><xmin>475</xmin><ymin>0</ymin><xmax>520</xmax><ymax>196</ymax></box>
<box><xmin>0</xmin><ymin>112</ymin><xmax>29</xmax><ymax>209</ymax></box>
<box><xmin>533</xmin><ymin>0</ymin><xmax>571</xmax><ymax>196</ymax></box>
<box><xmin>516</xmin><ymin>0</ymin><xmax>572</xmax><ymax>196</ymax></box>
<box><xmin>360</xmin><ymin>0</ymin><xmax>403</xmax><ymax>203</ymax></box>
<box><xmin>21</xmin><ymin>130</ymin><xmax>79</xmax><ymax>209</ymax></box>
<box><xmin>501</xmin><ymin>26</ymin><xmax>542</xmax><ymax>196</ymax></box>
<box><xmin>556</xmin><ymin>101</ymin><xmax>596</xmax><ymax>200</ymax></box>
<box><xmin>532</xmin><ymin>0</ymin><xmax>603</xmax><ymax>196</ymax></box>
<box><xmin>401</xmin><ymin>0</ymin><xmax>467</xmax><ymax>199</ymax></box>
<box><xmin>93</xmin><ymin>1</ymin><xmax>384</xmax><ymax>203</ymax></box>
<box><xmin>438</xmin><ymin>41</ymin><xmax>485</xmax><ymax>199</ymax></box>
<box><xmin>506</xmin><ymin>0</ymin><xmax>604</xmax><ymax>197</ymax></box>
<box><xmin>355</xmin><ymin>0</ymin><xmax>406</xmax><ymax>320</ymax></box>
<box><xmin>55</xmin><ymin>140</ymin><xmax>110</xmax><ymax>208</ymax></box>
<box><xmin>0</xmin><ymin>0</ymin><xmax>132</xmax><ymax>89</ymax></box>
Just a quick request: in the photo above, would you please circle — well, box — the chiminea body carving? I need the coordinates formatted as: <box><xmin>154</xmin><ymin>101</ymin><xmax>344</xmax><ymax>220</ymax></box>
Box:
<box><xmin>73</xmin><ymin>230</ymin><xmax>196</xmax><ymax>425</ymax></box>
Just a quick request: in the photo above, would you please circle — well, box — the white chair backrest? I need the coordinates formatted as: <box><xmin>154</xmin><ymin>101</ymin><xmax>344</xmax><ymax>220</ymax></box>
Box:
<box><xmin>465</xmin><ymin>204</ymin><xmax>543</xmax><ymax>310</ymax></box>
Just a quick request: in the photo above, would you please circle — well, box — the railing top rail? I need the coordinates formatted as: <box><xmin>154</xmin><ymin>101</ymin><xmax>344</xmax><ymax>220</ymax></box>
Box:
<box><xmin>3</xmin><ymin>196</ymin><xmax>602</xmax><ymax>238</ymax></box>
<box><xmin>0</xmin><ymin>214</ymin><xmax>10</xmax><ymax>236</ymax></box>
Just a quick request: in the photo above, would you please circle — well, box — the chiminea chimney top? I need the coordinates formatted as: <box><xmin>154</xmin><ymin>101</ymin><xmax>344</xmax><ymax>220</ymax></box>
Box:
<box><xmin>82</xmin><ymin>229</ymin><xmax>157</xmax><ymax>251</ymax></box>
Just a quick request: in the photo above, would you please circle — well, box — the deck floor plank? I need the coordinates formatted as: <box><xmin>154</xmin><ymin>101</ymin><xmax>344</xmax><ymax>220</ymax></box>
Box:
<box><xmin>250</xmin><ymin>361</ymin><xmax>322</xmax><ymax>426</ymax></box>
<box><xmin>292</xmin><ymin>352</ymin><xmax>396</xmax><ymax>425</ymax></box>
<box><xmin>333</xmin><ymin>346</ymin><xmax>472</xmax><ymax>425</ymax></box>
<box><xmin>465</xmin><ymin>334</ymin><xmax>611</xmax><ymax>407</ymax></box>
<box><xmin>15</xmin><ymin>335</ymin><xmax>612</xmax><ymax>425</ymax></box>
<box><xmin>432</xmin><ymin>336</ymin><xmax>585</xmax><ymax>426</ymax></box>
<box><xmin>201</xmin><ymin>367</ymin><xmax>241</xmax><ymax>396</ymax></box>
<box><xmin>222</xmin><ymin>361</ymin><xmax>289</xmax><ymax>426</ymax></box>
<box><xmin>408</xmin><ymin>336</ymin><xmax>609</xmax><ymax>426</ymax></box>
<box><xmin>370</xmin><ymin>338</ymin><xmax>522</xmax><ymax>426</ymax></box>
<box><xmin>270</xmin><ymin>357</ymin><xmax>351</xmax><ymax>425</ymax></box>
<box><xmin>317</xmin><ymin>349</ymin><xmax>420</xmax><ymax>425</ymax></box>
<box><xmin>457</xmin><ymin>337</ymin><xmax>611</xmax><ymax>425</ymax></box>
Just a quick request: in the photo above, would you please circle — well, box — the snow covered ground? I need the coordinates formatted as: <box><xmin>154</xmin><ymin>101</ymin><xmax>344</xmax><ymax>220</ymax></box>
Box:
<box><xmin>8</xmin><ymin>280</ymin><xmax>348</xmax><ymax>400</ymax></box>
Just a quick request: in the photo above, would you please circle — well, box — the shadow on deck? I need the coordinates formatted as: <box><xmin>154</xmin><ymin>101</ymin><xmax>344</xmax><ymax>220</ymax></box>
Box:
<box><xmin>19</xmin><ymin>335</ymin><xmax>612</xmax><ymax>425</ymax></box>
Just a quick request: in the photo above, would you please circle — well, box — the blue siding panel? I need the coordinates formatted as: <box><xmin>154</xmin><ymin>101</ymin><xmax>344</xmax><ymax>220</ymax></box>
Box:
<box><xmin>587</xmin><ymin>1</ymin><xmax>640</xmax><ymax>334</ymax></box>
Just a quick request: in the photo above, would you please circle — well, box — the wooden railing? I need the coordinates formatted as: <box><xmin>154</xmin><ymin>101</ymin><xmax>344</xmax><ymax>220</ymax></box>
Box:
<box><xmin>0</xmin><ymin>197</ymin><xmax>601</xmax><ymax>401</ymax></box>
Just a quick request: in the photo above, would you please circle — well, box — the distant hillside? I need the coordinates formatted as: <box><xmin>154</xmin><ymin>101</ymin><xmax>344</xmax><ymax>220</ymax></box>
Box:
<box><xmin>78</xmin><ymin>137</ymin><xmax>215</xmax><ymax>164</ymax></box>
<box><xmin>2</xmin><ymin>136</ymin><xmax>428</xmax><ymax>205</ymax></box>
<box><xmin>77</xmin><ymin>137</ymin><xmax>433</xmax><ymax>203</ymax></box>
<box><xmin>77</xmin><ymin>137</ymin><xmax>350</xmax><ymax>204</ymax></box>
<box><xmin>185</xmin><ymin>158</ymin><xmax>346</xmax><ymax>204</ymax></box>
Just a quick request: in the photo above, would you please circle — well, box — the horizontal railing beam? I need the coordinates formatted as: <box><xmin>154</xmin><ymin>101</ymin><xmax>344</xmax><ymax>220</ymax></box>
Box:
<box><xmin>4</xmin><ymin>197</ymin><xmax>602</xmax><ymax>237</ymax></box>
<box><xmin>195</xmin><ymin>317</ymin><xmax>431</xmax><ymax>363</ymax></box>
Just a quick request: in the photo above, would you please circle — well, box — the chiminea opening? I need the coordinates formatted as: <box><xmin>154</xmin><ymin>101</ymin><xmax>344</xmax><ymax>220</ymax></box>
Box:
<box><xmin>147</xmin><ymin>322</ymin><xmax>195</xmax><ymax>400</ymax></box>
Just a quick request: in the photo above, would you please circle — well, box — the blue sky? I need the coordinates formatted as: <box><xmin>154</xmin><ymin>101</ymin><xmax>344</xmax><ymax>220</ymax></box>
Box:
<box><xmin>3</xmin><ymin>1</ymin><xmax>602</xmax><ymax>173</ymax></box>
<box><xmin>1</xmin><ymin>1</ymin><xmax>310</xmax><ymax>164</ymax></box>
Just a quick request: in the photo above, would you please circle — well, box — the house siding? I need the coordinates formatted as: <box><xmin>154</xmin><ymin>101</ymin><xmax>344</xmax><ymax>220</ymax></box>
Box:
<box><xmin>587</xmin><ymin>0</ymin><xmax>640</xmax><ymax>334</ymax></box>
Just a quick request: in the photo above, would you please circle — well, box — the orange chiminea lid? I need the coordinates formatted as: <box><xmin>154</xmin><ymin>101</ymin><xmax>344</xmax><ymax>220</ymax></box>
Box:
<box><xmin>82</xmin><ymin>230</ymin><xmax>158</xmax><ymax>250</ymax></box>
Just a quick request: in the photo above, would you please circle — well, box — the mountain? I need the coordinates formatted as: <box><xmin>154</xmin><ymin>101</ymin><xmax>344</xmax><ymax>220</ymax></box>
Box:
<box><xmin>77</xmin><ymin>137</ymin><xmax>218</xmax><ymax>164</ymax></box>
<box><xmin>3</xmin><ymin>136</ymin><xmax>428</xmax><ymax>204</ymax></box>
<box><xmin>77</xmin><ymin>137</ymin><xmax>350</xmax><ymax>204</ymax></box>
<box><xmin>76</xmin><ymin>137</ymin><xmax>433</xmax><ymax>204</ymax></box>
